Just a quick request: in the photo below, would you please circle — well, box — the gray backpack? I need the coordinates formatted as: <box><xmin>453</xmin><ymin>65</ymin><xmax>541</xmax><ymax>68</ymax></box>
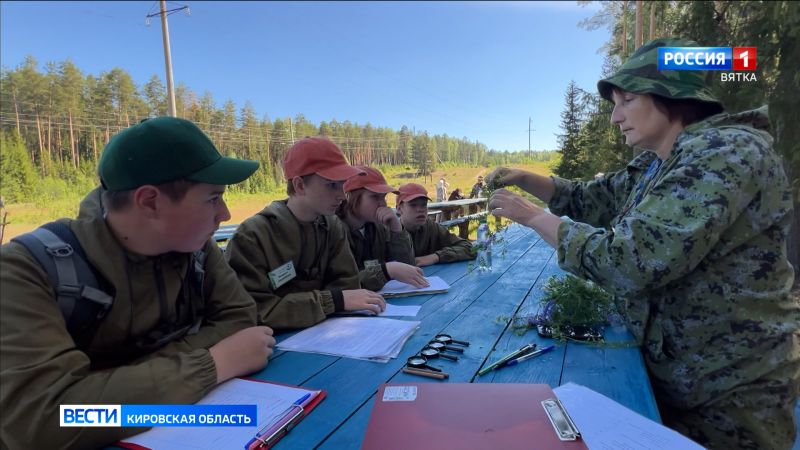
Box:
<box><xmin>12</xmin><ymin>221</ymin><xmax>206</xmax><ymax>351</ymax></box>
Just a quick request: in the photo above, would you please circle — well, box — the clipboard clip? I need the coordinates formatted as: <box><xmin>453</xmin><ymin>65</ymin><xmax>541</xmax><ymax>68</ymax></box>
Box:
<box><xmin>542</xmin><ymin>397</ymin><xmax>581</xmax><ymax>441</ymax></box>
<box><xmin>252</xmin><ymin>405</ymin><xmax>305</xmax><ymax>449</ymax></box>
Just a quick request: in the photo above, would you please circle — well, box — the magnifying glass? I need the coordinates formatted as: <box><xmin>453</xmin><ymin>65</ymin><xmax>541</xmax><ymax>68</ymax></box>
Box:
<box><xmin>434</xmin><ymin>334</ymin><xmax>470</xmax><ymax>347</ymax></box>
<box><xmin>421</xmin><ymin>345</ymin><xmax>458</xmax><ymax>361</ymax></box>
<box><xmin>428</xmin><ymin>341</ymin><xmax>465</xmax><ymax>354</ymax></box>
<box><xmin>406</xmin><ymin>355</ymin><xmax>442</xmax><ymax>372</ymax></box>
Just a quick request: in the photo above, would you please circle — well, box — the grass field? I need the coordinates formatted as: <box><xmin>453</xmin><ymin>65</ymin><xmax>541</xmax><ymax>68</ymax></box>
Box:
<box><xmin>1</xmin><ymin>162</ymin><xmax>553</xmax><ymax>243</ymax></box>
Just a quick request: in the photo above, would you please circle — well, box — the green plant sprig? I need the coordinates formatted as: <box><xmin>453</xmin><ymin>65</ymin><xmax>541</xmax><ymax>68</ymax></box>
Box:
<box><xmin>542</xmin><ymin>275</ymin><xmax>613</xmax><ymax>327</ymax></box>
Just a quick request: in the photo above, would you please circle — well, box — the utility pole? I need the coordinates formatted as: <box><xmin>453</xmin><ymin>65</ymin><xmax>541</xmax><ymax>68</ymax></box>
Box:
<box><xmin>160</xmin><ymin>0</ymin><xmax>177</xmax><ymax>117</ymax></box>
<box><xmin>528</xmin><ymin>117</ymin><xmax>531</xmax><ymax>155</ymax></box>
<box><xmin>147</xmin><ymin>1</ymin><xmax>189</xmax><ymax>117</ymax></box>
<box><xmin>527</xmin><ymin>117</ymin><xmax>535</xmax><ymax>158</ymax></box>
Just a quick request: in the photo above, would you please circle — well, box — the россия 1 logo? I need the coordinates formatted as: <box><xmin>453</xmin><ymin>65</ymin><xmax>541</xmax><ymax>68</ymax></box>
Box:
<box><xmin>658</xmin><ymin>47</ymin><xmax>757</xmax><ymax>82</ymax></box>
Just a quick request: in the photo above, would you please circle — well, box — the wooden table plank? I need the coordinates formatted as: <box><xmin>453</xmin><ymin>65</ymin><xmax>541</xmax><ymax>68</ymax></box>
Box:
<box><xmin>477</xmin><ymin>250</ymin><xmax>565</xmax><ymax>387</ymax></box>
<box><xmin>561</xmin><ymin>325</ymin><xmax>662</xmax><ymax>422</ymax></box>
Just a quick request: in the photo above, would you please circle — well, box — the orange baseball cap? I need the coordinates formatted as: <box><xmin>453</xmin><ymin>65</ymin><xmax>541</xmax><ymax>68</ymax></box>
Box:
<box><xmin>344</xmin><ymin>166</ymin><xmax>398</xmax><ymax>194</ymax></box>
<box><xmin>283</xmin><ymin>137</ymin><xmax>365</xmax><ymax>180</ymax></box>
<box><xmin>396</xmin><ymin>183</ymin><xmax>431</xmax><ymax>206</ymax></box>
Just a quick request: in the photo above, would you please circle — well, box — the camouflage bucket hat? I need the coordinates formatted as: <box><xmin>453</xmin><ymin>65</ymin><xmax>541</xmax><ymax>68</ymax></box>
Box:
<box><xmin>597</xmin><ymin>38</ymin><xmax>722</xmax><ymax>107</ymax></box>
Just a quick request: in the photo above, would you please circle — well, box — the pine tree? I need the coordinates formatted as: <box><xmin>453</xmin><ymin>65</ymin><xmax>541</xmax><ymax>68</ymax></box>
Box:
<box><xmin>412</xmin><ymin>133</ymin><xmax>435</xmax><ymax>179</ymax></box>
<box><xmin>0</xmin><ymin>131</ymin><xmax>38</xmax><ymax>202</ymax></box>
<box><xmin>142</xmin><ymin>75</ymin><xmax>167</xmax><ymax>117</ymax></box>
<box><xmin>553</xmin><ymin>81</ymin><xmax>586</xmax><ymax>179</ymax></box>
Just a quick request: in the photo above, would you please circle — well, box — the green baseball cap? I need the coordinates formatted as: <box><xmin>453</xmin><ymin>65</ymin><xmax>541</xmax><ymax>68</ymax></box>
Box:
<box><xmin>597</xmin><ymin>38</ymin><xmax>722</xmax><ymax>108</ymax></box>
<box><xmin>98</xmin><ymin>117</ymin><xmax>259</xmax><ymax>191</ymax></box>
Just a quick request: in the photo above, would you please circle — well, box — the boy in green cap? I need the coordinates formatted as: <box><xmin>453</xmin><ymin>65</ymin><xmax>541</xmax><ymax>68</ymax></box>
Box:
<box><xmin>487</xmin><ymin>38</ymin><xmax>797</xmax><ymax>449</ymax></box>
<box><xmin>225</xmin><ymin>137</ymin><xmax>386</xmax><ymax>330</ymax></box>
<box><xmin>1</xmin><ymin>117</ymin><xmax>275</xmax><ymax>449</ymax></box>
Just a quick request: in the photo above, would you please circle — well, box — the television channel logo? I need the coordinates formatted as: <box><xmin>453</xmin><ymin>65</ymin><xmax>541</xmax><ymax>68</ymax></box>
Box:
<box><xmin>60</xmin><ymin>404</ymin><xmax>257</xmax><ymax>427</ymax></box>
<box><xmin>658</xmin><ymin>47</ymin><xmax>757</xmax><ymax>71</ymax></box>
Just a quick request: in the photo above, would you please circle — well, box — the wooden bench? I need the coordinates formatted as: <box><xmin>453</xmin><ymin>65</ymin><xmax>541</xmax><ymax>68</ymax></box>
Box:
<box><xmin>427</xmin><ymin>198</ymin><xmax>488</xmax><ymax>238</ymax></box>
<box><xmin>439</xmin><ymin>211</ymin><xmax>489</xmax><ymax>238</ymax></box>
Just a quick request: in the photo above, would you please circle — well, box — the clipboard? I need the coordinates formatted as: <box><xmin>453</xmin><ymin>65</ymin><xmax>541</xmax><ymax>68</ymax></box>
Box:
<box><xmin>116</xmin><ymin>378</ymin><xmax>326</xmax><ymax>450</ymax></box>
<box><xmin>243</xmin><ymin>379</ymin><xmax>326</xmax><ymax>450</ymax></box>
<box><xmin>361</xmin><ymin>383</ymin><xmax>587</xmax><ymax>450</ymax></box>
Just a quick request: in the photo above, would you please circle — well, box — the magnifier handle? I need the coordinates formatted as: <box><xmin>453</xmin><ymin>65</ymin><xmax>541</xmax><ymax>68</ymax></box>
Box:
<box><xmin>402</xmin><ymin>367</ymin><xmax>449</xmax><ymax>380</ymax></box>
<box><xmin>423</xmin><ymin>364</ymin><xmax>443</xmax><ymax>372</ymax></box>
<box><xmin>444</xmin><ymin>345</ymin><xmax>465</xmax><ymax>353</ymax></box>
<box><xmin>451</xmin><ymin>339</ymin><xmax>470</xmax><ymax>346</ymax></box>
<box><xmin>439</xmin><ymin>353</ymin><xmax>458</xmax><ymax>361</ymax></box>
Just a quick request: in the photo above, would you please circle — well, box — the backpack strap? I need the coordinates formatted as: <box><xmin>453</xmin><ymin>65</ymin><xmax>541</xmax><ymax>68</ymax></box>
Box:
<box><xmin>132</xmin><ymin>248</ymin><xmax>207</xmax><ymax>352</ymax></box>
<box><xmin>188</xmin><ymin>249</ymin><xmax>207</xmax><ymax>334</ymax></box>
<box><xmin>12</xmin><ymin>221</ymin><xmax>113</xmax><ymax>347</ymax></box>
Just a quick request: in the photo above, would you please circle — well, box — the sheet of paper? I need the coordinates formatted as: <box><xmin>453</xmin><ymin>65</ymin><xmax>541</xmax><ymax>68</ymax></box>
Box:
<box><xmin>121</xmin><ymin>379</ymin><xmax>320</xmax><ymax>450</ymax></box>
<box><xmin>380</xmin><ymin>304</ymin><xmax>421</xmax><ymax>316</ymax></box>
<box><xmin>377</xmin><ymin>276</ymin><xmax>450</xmax><ymax>298</ymax></box>
<box><xmin>334</xmin><ymin>304</ymin><xmax>421</xmax><ymax>317</ymax></box>
<box><xmin>553</xmin><ymin>383</ymin><xmax>703</xmax><ymax>450</ymax></box>
<box><xmin>277</xmin><ymin>317</ymin><xmax>420</xmax><ymax>362</ymax></box>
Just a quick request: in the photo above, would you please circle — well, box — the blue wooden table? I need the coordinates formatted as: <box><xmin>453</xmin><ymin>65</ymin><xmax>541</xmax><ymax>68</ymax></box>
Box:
<box><xmin>250</xmin><ymin>224</ymin><xmax>661</xmax><ymax>449</ymax></box>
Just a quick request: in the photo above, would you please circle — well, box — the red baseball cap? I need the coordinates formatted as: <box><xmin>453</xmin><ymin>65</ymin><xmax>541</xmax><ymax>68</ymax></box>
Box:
<box><xmin>283</xmin><ymin>137</ymin><xmax>365</xmax><ymax>180</ymax></box>
<box><xmin>344</xmin><ymin>166</ymin><xmax>398</xmax><ymax>194</ymax></box>
<box><xmin>396</xmin><ymin>183</ymin><xmax>431</xmax><ymax>206</ymax></box>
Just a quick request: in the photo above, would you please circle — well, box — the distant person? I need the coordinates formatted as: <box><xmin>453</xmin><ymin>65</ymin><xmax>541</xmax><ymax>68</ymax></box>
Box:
<box><xmin>486</xmin><ymin>38</ymin><xmax>797</xmax><ymax>449</ymax></box>
<box><xmin>335</xmin><ymin>166</ymin><xmax>427</xmax><ymax>291</ymax></box>
<box><xmin>469</xmin><ymin>175</ymin><xmax>487</xmax><ymax>198</ymax></box>
<box><xmin>225</xmin><ymin>137</ymin><xmax>386</xmax><ymax>330</ymax></box>
<box><xmin>435</xmin><ymin>176</ymin><xmax>449</xmax><ymax>202</ymax></box>
<box><xmin>396</xmin><ymin>183</ymin><xmax>475</xmax><ymax>267</ymax></box>
<box><xmin>448</xmin><ymin>188</ymin><xmax>465</xmax><ymax>201</ymax></box>
<box><xmin>1</xmin><ymin>117</ymin><xmax>274</xmax><ymax>449</ymax></box>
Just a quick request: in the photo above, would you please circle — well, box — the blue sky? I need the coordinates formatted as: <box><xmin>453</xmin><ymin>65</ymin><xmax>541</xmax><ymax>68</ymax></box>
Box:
<box><xmin>1</xmin><ymin>1</ymin><xmax>609</xmax><ymax>152</ymax></box>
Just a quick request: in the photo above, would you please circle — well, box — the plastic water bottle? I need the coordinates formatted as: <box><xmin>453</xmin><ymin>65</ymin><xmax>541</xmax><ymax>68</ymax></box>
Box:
<box><xmin>476</xmin><ymin>220</ymin><xmax>493</xmax><ymax>271</ymax></box>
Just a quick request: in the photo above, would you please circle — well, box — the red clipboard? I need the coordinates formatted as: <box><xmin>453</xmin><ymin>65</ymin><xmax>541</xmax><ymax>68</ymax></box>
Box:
<box><xmin>116</xmin><ymin>378</ymin><xmax>326</xmax><ymax>450</ymax></box>
<box><xmin>362</xmin><ymin>383</ymin><xmax>587</xmax><ymax>450</ymax></box>
<box><xmin>243</xmin><ymin>378</ymin><xmax>326</xmax><ymax>450</ymax></box>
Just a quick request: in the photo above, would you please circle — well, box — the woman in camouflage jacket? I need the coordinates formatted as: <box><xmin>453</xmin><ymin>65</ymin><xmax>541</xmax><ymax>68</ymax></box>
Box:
<box><xmin>487</xmin><ymin>38</ymin><xmax>798</xmax><ymax>450</ymax></box>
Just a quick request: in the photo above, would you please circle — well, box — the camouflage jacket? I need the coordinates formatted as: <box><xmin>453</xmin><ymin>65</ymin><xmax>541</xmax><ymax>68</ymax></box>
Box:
<box><xmin>345</xmin><ymin>222</ymin><xmax>414</xmax><ymax>291</ymax></box>
<box><xmin>550</xmin><ymin>107</ymin><xmax>799</xmax><ymax>409</ymax></box>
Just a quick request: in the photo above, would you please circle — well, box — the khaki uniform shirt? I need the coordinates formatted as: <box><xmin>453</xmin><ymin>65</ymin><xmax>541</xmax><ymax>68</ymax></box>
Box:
<box><xmin>407</xmin><ymin>218</ymin><xmax>475</xmax><ymax>263</ymax></box>
<box><xmin>0</xmin><ymin>215</ymin><xmax>256</xmax><ymax>449</ymax></box>
<box><xmin>225</xmin><ymin>200</ymin><xmax>360</xmax><ymax>330</ymax></box>
<box><xmin>345</xmin><ymin>222</ymin><xmax>414</xmax><ymax>291</ymax></box>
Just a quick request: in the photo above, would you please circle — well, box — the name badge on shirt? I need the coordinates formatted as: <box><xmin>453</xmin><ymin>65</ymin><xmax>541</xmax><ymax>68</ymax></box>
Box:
<box><xmin>268</xmin><ymin>261</ymin><xmax>296</xmax><ymax>290</ymax></box>
<box><xmin>364</xmin><ymin>259</ymin><xmax>381</xmax><ymax>269</ymax></box>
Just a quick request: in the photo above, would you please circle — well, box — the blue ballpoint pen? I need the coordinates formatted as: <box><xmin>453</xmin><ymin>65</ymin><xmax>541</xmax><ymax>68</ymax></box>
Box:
<box><xmin>244</xmin><ymin>393</ymin><xmax>312</xmax><ymax>450</ymax></box>
<box><xmin>504</xmin><ymin>345</ymin><xmax>555</xmax><ymax>366</ymax></box>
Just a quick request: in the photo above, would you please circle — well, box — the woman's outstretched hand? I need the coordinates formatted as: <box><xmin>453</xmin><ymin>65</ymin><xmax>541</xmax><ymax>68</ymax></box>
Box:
<box><xmin>488</xmin><ymin>188</ymin><xmax>544</xmax><ymax>226</ymax></box>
